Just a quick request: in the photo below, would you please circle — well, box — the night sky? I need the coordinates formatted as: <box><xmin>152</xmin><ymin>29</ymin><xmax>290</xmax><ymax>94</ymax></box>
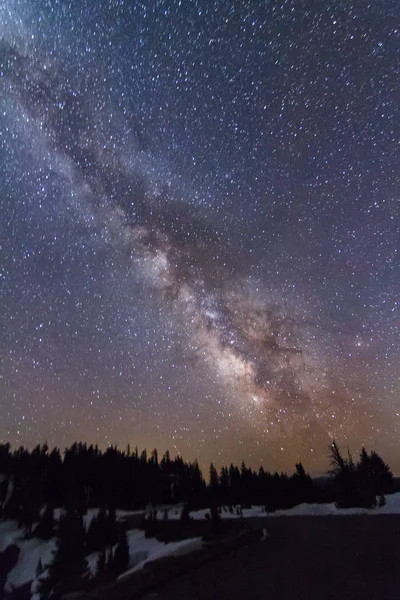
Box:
<box><xmin>1</xmin><ymin>0</ymin><xmax>399</xmax><ymax>474</ymax></box>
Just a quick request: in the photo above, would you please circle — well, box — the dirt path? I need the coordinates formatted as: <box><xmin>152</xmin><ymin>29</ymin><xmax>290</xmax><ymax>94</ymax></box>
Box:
<box><xmin>143</xmin><ymin>515</ymin><xmax>400</xmax><ymax>600</ymax></box>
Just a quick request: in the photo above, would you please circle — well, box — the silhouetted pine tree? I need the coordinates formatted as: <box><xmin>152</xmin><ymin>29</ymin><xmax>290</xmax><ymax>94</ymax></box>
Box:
<box><xmin>185</xmin><ymin>458</ymin><xmax>206</xmax><ymax>510</ymax></box>
<box><xmin>367</xmin><ymin>451</ymin><xmax>394</xmax><ymax>495</ymax></box>
<box><xmin>240</xmin><ymin>462</ymin><xmax>254</xmax><ymax>508</ymax></box>
<box><xmin>357</xmin><ymin>447</ymin><xmax>393</xmax><ymax>506</ymax></box>
<box><xmin>210</xmin><ymin>502</ymin><xmax>221</xmax><ymax>535</ymax></box>
<box><xmin>180</xmin><ymin>502</ymin><xmax>191</xmax><ymax>525</ymax></box>
<box><xmin>228</xmin><ymin>464</ymin><xmax>241</xmax><ymax>505</ymax></box>
<box><xmin>219</xmin><ymin>466</ymin><xmax>230</xmax><ymax>505</ymax></box>
<box><xmin>0</xmin><ymin>443</ymin><xmax>11</xmax><ymax>474</ymax></box>
<box><xmin>145</xmin><ymin>509</ymin><xmax>158</xmax><ymax>538</ymax></box>
<box><xmin>208</xmin><ymin>462</ymin><xmax>219</xmax><ymax>505</ymax></box>
<box><xmin>161</xmin><ymin>450</ymin><xmax>171</xmax><ymax>469</ymax></box>
<box><xmin>207</xmin><ymin>463</ymin><xmax>222</xmax><ymax>535</ymax></box>
<box><xmin>86</xmin><ymin>508</ymin><xmax>109</xmax><ymax>552</ymax></box>
<box><xmin>105</xmin><ymin>507</ymin><xmax>118</xmax><ymax>547</ymax></box>
<box><xmin>150</xmin><ymin>449</ymin><xmax>159</xmax><ymax>466</ymax></box>
<box><xmin>329</xmin><ymin>440</ymin><xmax>347</xmax><ymax>476</ymax></box>
<box><xmin>114</xmin><ymin>529</ymin><xmax>130</xmax><ymax>575</ymax></box>
<box><xmin>0</xmin><ymin>476</ymin><xmax>9</xmax><ymax>518</ymax></box>
<box><xmin>291</xmin><ymin>462</ymin><xmax>314</xmax><ymax>505</ymax></box>
<box><xmin>209</xmin><ymin>463</ymin><xmax>219</xmax><ymax>490</ymax></box>
<box><xmin>34</xmin><ymin>505</ymin><xmax>54</xmax><ymax>540</ymax></box>
<box><xmin>106</xmin><ymin>549</ymin><xmax>115</xmax><ymax>574</ymax></box>
<box><xmin>36</xmin><ymin>558</ymin><xmax>44</xmax><ymax>578</ymax></box>
<box><xmin>96</xmin><ymin>550</ymin><xmax>106</xmax><ymax>577</ymax></box>
<box><xmin>328</xmin><ymin>441</ymin><xmax>389</xmax><ymax>508</ymax></box>
<box><xmin>20</xmin><ymin>476</ymin><xmax>43</xmax><ymax>536</ymax></box>
<box><xmin>39</xmin><ymin>509</ymin><xmax>88</xmax><ymax>599</ymax></box>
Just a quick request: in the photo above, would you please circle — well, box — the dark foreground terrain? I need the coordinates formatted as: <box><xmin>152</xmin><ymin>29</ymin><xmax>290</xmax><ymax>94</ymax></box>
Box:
<box><xmin>142</xmin><ymin>515</ymin><xmax>400</xmax><ymax>600</ymax></box>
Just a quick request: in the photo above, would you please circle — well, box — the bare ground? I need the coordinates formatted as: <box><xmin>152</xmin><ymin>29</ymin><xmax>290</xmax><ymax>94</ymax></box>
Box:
<box><xmin>142</xmin><ymin>515</ymin><xmax>400</xmax><ymax>600</ymax></box>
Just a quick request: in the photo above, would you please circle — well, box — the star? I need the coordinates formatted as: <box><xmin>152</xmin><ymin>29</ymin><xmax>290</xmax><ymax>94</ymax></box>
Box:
<box><xmin>0</xmin><ymin>0</ymin><xmax>398</xmax><ymax>474</ymax></box>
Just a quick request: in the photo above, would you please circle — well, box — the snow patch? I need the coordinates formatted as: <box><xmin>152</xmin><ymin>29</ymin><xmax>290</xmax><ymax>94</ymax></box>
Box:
<box><xmin>4</xmin><ymin>536</ymin><xmax>56</xmax><ymax>592</ymax></box>
<box><xmin>268</xmin><ymin>493</ymin><xmax>400</xmax><ymax>517</ymax></box>
<box><xmin>163</xmin><ymin>493</ymin><xmax>400</xmax><ymax>519</ymax></box>
<box><xmin>118</xmin><ymin>530</ymin><xmax>203</xmax><ymax>581</ymax></box>
<box><xmin>86</xmin><ymin>551</ymin><xmax>102</xmax><ymax>577</ymax></box>
<box><xmin>0</xmin><ymin>520</ymin><xmax>23</xmax><ymax>552</ymax></box>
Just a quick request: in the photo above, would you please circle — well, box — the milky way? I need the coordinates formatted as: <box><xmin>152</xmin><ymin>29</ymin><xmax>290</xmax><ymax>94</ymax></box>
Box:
<box><xmin>1</xmin><ymin>0</ymin><xmax>399</xmax><ymax>473</ymax></box>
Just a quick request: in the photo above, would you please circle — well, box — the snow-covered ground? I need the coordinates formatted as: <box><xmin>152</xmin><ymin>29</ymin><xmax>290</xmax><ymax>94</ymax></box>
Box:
<box><xmin>118</xmin><ymin>530</ymin><xmax>203</xmax><ymax>580</ymax></box>
<box><xmin>164</xmin><ymin>492</ymin><xmax>400</xmax><ymax>519</ymax></box>
<box><xmin>0</xmin><ymin>520</ymin><xmax>56</xmax><ymax>595</ymax></box>
<box><xmin>0</xmin><ymin>519</ymin><xmax>22</xmax><ymax>552</ymax></box>
<box><xmin>2</xmin><ymin>493</ymin><xmax>400</xmax><ymax>595</ymax></box>
<box><xmin>6</xmin><ymin>537</ymin><xmax>56</xmax><ymax>592</ymax></box>
<box><xmin>0</xmin><ymin>518</ymin><xmax>202</xmax><ymax>594</ymax></box>
<box><xmin>267</xmin><ymin>492</ymin><xmax>400</xmax><ymax>517</ymax></box>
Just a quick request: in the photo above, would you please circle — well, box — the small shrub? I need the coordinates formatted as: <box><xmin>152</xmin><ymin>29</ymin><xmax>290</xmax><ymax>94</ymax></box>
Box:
<box><xmin>180</xmin><ymin>503</ymin><xmax>192</xmax><ymax>524</ymax></box>
<box><xmin>96</xmin><ymin>551</ymin><xmax>106</xmax><ymax>578</ymax></box>
<box><xmin>36</xmin><ymin>558</ymin><xmax>44</xmax><ymax>578</ymax></box>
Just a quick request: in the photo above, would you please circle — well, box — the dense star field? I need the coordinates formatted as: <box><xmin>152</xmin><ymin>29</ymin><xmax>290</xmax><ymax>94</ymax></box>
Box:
<box><xmin>0</xmin><ymin>0</ymin><xmax>398</xmax><ymax>473</ymax></box>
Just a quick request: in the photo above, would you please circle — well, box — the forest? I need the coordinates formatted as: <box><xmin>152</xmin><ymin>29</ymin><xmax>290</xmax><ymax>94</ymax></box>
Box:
<box><xmin>0</xmin><ymin>440</ymin><xmax>395</xmax><ymax>524</ymax></box>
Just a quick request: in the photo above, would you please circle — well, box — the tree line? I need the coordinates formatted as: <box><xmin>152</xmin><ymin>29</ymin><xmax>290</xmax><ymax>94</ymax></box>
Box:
<box><xmin>0</xmin><ymin>440</ymin><xmax>395</xmax><ymax>526</ymax></box>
